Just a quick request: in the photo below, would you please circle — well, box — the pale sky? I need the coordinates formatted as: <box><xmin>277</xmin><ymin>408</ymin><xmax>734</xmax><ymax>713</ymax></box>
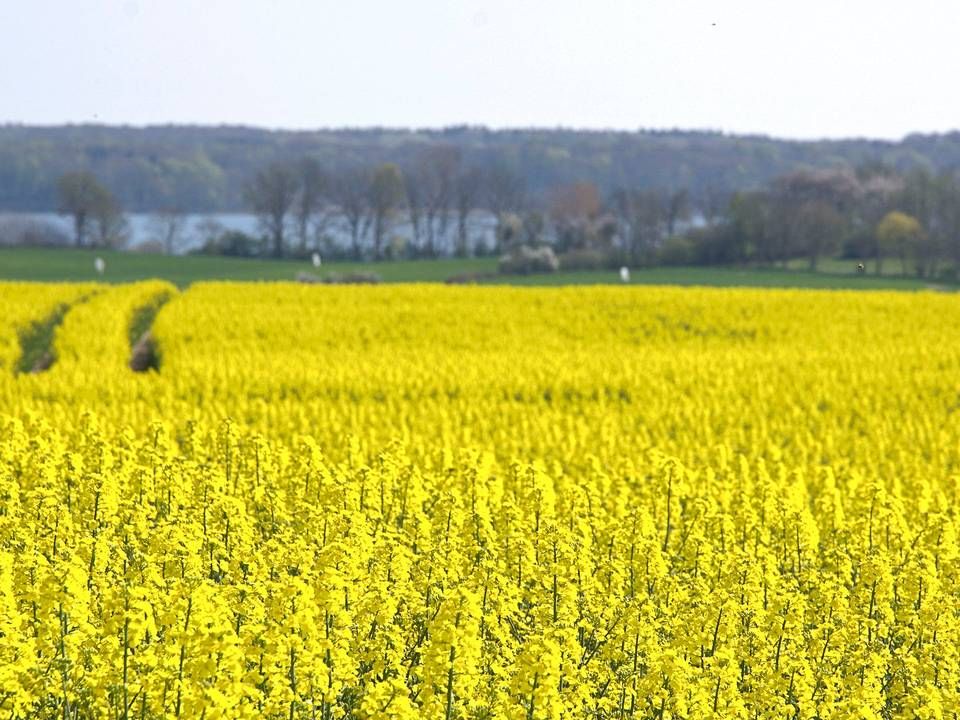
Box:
<box><xmin>1</xmin><ymin>0</ymin><xmax>957</xmax><ymax>140</ymax></box>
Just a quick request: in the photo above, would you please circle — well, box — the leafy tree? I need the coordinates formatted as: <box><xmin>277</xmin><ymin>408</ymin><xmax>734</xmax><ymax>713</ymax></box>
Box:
<box><xmin>727</xmin><ymin>191</ymin><xmax>773</xmax><ymax>264</ymax></box>
<box><xmin>771</xmin><ymin>169</ymin><xmax>860</xmax><ymax>269</ymax></box>
<box><xmin>876</xmin><ymin>211</ymin><xmax>923</xmax><ymax>276</ymax></box>
<box><xmin>91</xmin><ymin>191</ymin><xmax>129</xmax><ymax>248</ymax></box>
<box><xmin>494</xmin><ymin>213</ymin><xmax>523</xmax><ymax>252</ymax></box>
<box><xmin>855</xmin><ymin>168</ymin><xmax>904</xmax><ymax>267</ymax></box>
<box><xmin>796</xmin><ymin>201</ymin><xmax>845</xmax><ymax>270</ymax></box>
<box><xmin>367</xmin><ymin>164</ymin><xmax>406</xmax><ymax>260</ymax></box>
<box><xmin>935</xmin><ymin>172</ymin><xmax>960</xmax><ymax>273</ymax></box>
<box><xmin>57</xmin><ymin>171</ymin><xmax>114</xmax><ymax>247</ymax></box>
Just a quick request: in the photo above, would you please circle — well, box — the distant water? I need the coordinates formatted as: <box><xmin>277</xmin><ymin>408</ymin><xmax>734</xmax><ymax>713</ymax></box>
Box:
<box><xmin>0</xmin><ymin>213</ymin><xmax>260</xmax><ymax>253</ymax></box>
<box><xmin>0</xmin><ymin>212</ymin><xmax>498</xmax><ymax>255</ymax></box>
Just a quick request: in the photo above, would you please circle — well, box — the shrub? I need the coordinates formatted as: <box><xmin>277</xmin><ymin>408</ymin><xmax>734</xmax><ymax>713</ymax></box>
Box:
<box><xmin>322</xmin><ymin>271</ymin><xmax>382</xmax><ymax>284</ymax></box>
<box><xmin>937</xmin><ymin>266</ymin><xmax>958</xmax><ymax>283</ymax></box>
<box><xmin>684</xmin><ymin>224</ymin><xmax>746</xmax><ymax>265</ymax></box>
<box><xmin>445</xmin><ymin>272</ymin><xmax>498</xmax><ymax>284</ymax></box>
<box><xmin>658</xmin><ymin>236</ymin><xmax>696</xmax><ymax>266</ymax></box>
<box><xmin>193</xmin><ymin>230</ymin><xmax>262</xmax><ymax>257</ymax></box>
<box><xmin>557</xmin><ymin>248</ymin><xmax>615</xmax><ymax>271</ymax></box>
<box><xmin>0</xmin><ymin>216</ymin><xmax>71</xmax><ymax>247</ymax></box>
<box><xmin>296</xmin><ymin>272</ymin><xmax>321</xmax><ymax>284</ymax></box>
<box><xmin>498</xmin><ymin>245</ymin><xmax>559</xmax><ymax>275</ymax></box>
<box><xmin>129</xmin><ymin>239</ymin><xmax>166</xmax><ymax>254</ymax></box>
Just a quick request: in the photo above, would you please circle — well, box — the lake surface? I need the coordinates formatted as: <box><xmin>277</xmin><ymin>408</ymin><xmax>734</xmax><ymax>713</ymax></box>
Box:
<box><xmin>0</xmin><ymin>211</ymin><xmax>499</xmax><ymax>255</ymax></box>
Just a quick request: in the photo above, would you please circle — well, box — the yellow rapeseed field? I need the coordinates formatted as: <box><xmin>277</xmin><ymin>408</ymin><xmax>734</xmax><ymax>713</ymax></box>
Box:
<box><xmin>2</xmin><ymin>280</ymin><xmax>959</xmax><ymax>719</ymax></box>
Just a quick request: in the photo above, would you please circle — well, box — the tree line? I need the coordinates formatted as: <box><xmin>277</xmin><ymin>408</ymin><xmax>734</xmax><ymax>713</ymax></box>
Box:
<box><xmin>49</xmin><ymin>154</ymin><xmax>960</xmax><ymax>280</ymax></box>
<box><xmin>687</xmin><ymin>165</ymin><xmax>960</xmax><ymax>279</ymax></box>
<box><xmin>241</xmin><ymin>149</ymin><xmax>526</xmax><ymax>260</ymax></box>
<box><xmin>8</xmin><ymin>124</ymin><xmax>960</xmax><ymax>213</ymax></box>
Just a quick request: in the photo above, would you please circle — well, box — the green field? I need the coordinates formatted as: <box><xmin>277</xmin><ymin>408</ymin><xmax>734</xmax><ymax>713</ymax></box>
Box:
<box><xmin>480</xmin><ymin>266</ymin><xmax>937</xmax><ymax>290</ymax></box>
<box><xmin>0</xmin><ymin>248</ymin><xmax>494</xmax><ymax>285</ymax></box>
<box><xmin>0</xmin><ymin>247</ymin><xmax>948</xmax><ymax>290</ymax></box>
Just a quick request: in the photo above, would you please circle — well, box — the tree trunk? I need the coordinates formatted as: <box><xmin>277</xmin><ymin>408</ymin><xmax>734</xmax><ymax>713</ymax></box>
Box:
<box><xmin>425</xmin><ymin>211</ymin><xmax>436</xmax><ymax>257</ymax></box>
<box><xmin>74</xmin><ymin>213</ymin><xmax>86</xmax><ymax>248</ymax></box>
<box><xmin>298</xmin><ymin>216</ymin><xmax>309</xmax><ymax>253</ymax></box>
<box><xmin>350</xmin><ymin>222</ymin><xmax>361</xmax><ymax>260</ymax></box>
<box><xmin>409</xmin><ymin>212</ymin><xmax>422</xmax><ymax>253</ymax></box>
<box><xmin>272</xmin><ymin>211</ymin><xmax>285</xmax><ymax>258</ymax></box>
<box><xmin>373</xmin><ymin>214</ymin><xmax>383</xmax><ymax>260</ymax></box>
<box><xmin>273</xmin><ymin>229</ymin><xmax>284</xmax><ymax>258</ymax></box>
<box><xmin>456</xmin><ymin>212</ymin><xmax>469</xmax><ymax>257</ymax></box>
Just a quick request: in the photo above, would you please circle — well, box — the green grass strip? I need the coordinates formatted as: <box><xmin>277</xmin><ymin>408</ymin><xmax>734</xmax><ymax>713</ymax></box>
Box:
<box><xmin>16</xmin><ymin>303</ymin><xmax>70</xmax><ymax>374</ymax></box>
<box><xmin>128</xmin><ymin>290</ymin><xmax>174</xmax><ymax>372</ymax></box>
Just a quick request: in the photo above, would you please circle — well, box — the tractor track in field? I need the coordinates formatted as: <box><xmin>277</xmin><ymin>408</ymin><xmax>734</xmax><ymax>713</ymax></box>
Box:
<box><xmin>128</xmin><ymin>290</ymin><xmax>175</xmax><ymax>372</ymax></box>
<box><xmin>15</xmin><ymin>291</ymin><xmax>100</xmax><ymax>374</ymax></box>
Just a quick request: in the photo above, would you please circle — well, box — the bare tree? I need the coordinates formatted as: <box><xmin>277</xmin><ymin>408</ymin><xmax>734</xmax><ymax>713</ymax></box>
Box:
<box><xmin>244</xmin><ymin>161</ymin><xmax>299</xmax><ymax>258</ymax></box>
<box><xmin>698</xmin><ymin>185</ymin><xmax>731</xmax><ymax>227</ymax></box>
<box><xmin>453</xmin><ymin>166</ymin><xmax>483</xmax><ymax>257</ymax></box>
<box><xmin>484</xmin><ymin>163</ymin><xmax>527</xmax><ymax>217</ymax></box>
<box><xmin>308</xmin><ymin>203</ymin><xmax>340</xmax><ymax>253</ymax></box>
<box><xmin>404</xmin><ymin>169</ymin><xmax>425</xmax><ymax>253</ymax></box>
<box><xmin>549</xmin><ymin>182</ymin><xmax>601</xmax><ymax>251</ymax></box>
<box><xmin>484</xmin><ymin>163</ymin><xmax>527</xmax><ymax>253</ymax></box>
<box><xmin>664</xmin><ymin>188</ymin><xmax>691</xmax><ymax>237</ymax></box>
<box><xmin>294</xmin><ymin>158</ymin><xmax>326</xmax><ymax>253</ymax></box>
<box><xmin>415</xmin><ymin>146</ymin><xmax>460</xmax><ymax>256</ymax></box>
<box><xmin>332</xmin><ymin>167</ymin><xmax>370</xmax><ymax>259</ymax></box>
<box><xmin>149</xmin><ymin>208</ymin><xmax>186</xmax><ymax>255</ymax></box>
<box><xmin>611</xmin><ymin>188</ymin><xmax>666</xmax><ymax>265</ymax></box>
<box><xmin>194</xmin><ymin>216</ymin><xmax>226</xmax><ymax>250</ymax></box>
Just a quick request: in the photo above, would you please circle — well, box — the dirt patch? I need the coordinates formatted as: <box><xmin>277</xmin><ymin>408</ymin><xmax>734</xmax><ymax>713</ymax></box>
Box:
<box><xmin>445</xmin><ymin>271</ymin><xmax>498</xmax><ymax>284</ymax></box>
<box><xmin>129</xmin><ymin>331</ymin><xmax>159</xmax><ymax>372</ymax></box>
<box><xmin>127</xmin><ymin>292</ymin><xmax>173</xmax><ymax>373</ymax></box>
<box><xmin>29</xmin><ymin>350</ymin><xmax>56</xmax><ymax>373</ymax></box>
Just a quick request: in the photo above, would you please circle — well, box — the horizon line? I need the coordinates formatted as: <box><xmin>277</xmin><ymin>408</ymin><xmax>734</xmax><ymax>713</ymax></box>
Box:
<box><xmin>1</xmin><ymin>120</ymin><xmax>957</xmax><ymax>145</ymax></box>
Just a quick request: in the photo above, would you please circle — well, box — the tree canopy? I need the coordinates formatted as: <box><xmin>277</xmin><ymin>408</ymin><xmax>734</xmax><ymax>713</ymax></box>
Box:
<box><xmin>5</xmin><ymin>124</ymin><xmax>960</xmax><ymax>213</ymax></box>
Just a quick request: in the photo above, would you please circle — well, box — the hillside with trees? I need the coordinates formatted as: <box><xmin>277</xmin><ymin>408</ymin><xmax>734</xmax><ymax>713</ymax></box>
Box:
<box><xmin>2</xmin><ymin>124</ymin><xmax>959</xmax><ymax>213</ymax></box>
